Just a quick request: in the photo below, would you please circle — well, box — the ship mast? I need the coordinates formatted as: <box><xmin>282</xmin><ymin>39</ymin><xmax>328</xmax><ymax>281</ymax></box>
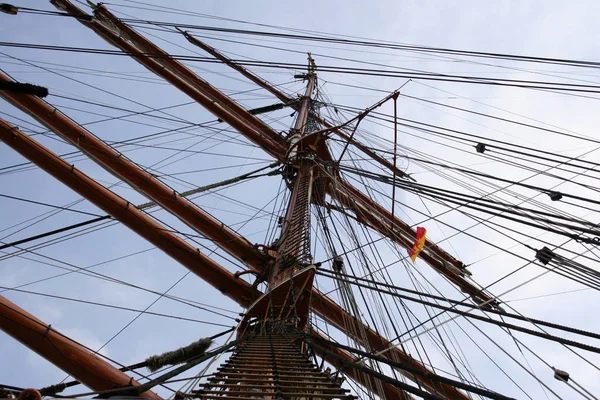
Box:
<box><xmin>194</xmin><ymin>59</ymin><xmax>358</xmax><ymax>400</ymax></box>
<box><xmin>268</xmin><ymin>56</ymin><xmax>317</xmax><ymax>287</ymax></box>
<box><xmin>230</xmin><ymin>56</ymin><xmax>320</xmax><ymax>337</ymax></box>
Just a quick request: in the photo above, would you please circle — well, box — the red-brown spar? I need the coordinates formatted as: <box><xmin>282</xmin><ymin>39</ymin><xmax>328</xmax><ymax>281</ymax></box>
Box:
<box><xmin>0</xmin><ymin>295</ymin><xmax>161</xmax><ymax>399</ymax></box>
<box><xmin>50</xmin><ymin>1</ymin><xmax>285</xmax><ymax>160</ymax></box>
<box><xmin>0</xmin><ymin>70</ymin><xmax>268</xmax><ymax>270</ymax></box>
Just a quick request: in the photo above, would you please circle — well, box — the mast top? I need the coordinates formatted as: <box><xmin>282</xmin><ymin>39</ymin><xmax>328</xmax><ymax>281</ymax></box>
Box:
<box><xmin>308</xmin><ymin>52</ymin><xmax>317</xmax><ymax>74</ymax></box>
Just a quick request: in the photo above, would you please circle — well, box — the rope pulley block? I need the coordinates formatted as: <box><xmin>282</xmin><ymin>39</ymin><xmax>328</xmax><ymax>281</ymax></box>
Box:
<box><xmin>553</xmin><ymin>368</ymin><xmax>569</xmax><ymax>382</ymax></box>
<box><xmin>0</xmin><ymin>3</ymin><xmax>17</xmax><ymax>14</ymax></box>
<box><xmin>535</xmin><ymin>246</ymin><xmax>555</xmax><ymax>265</ymax></box>
<box><xmin>548</xmin><ymin>191</ymin><xmax>563</xmax><ymax>201</ymax></box>
<box><xmin>332</xmin><ymin>255</ymin><xmax>344</xmax><ymax>272</ymax></box>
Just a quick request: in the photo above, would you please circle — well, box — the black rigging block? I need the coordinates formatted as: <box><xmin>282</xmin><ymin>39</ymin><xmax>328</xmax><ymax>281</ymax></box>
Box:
<box><xmin>553</xmin><ymin>368</ymin><xmax>569</xmax><ymax>382</ymax></box>
<box><xmin>548</xmin><ymin>191</ymin><xmax>563</xmax><ymax>201</ymax></box>
<box><xmin>0</xmin><ymin>3</ymin><xmax>18</xmax><ymax>15</ymax></box>
<box><xmin>535</xmin><ymin>246</ymin><xmax>555</xmax><ymax>265</ymax></box>
<box><xmin>332</xmin><ymin>255</ymin><xmax>344</xmax><ymax>272</ymax></box>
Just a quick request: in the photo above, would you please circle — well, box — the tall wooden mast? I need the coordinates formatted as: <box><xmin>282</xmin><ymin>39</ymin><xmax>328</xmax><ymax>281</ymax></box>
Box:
<box><xmin>196</xmin><ymin>60</ymin><xmax>363</xmax><ymax>400</ymax></box>
<box><xmin>229</xmin><ymin>58</ymin><xmax>320</xmax><ymax>339</ymax></box>
<box><xmin>268</xmin><ymin>58</ymin><xmax>317</xmax><ymax>286</ymax></box>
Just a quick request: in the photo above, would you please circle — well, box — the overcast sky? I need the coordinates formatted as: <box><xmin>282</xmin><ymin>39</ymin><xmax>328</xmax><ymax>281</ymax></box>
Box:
<box><xmin>1</xmin><ymin>1</ymin><xmax>600</xmax><ymax>399</ymax></box>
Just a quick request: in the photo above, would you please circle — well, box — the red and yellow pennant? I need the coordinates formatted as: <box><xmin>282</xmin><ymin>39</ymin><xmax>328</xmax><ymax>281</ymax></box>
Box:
<box><xmin>408</xmin><ymin>226</ymin><xmax>427</xmax><ymax>263</ymax></box>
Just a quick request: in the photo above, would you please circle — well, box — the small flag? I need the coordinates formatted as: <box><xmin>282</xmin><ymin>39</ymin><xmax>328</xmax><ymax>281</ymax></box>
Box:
<box><xmin>408</xmin><ymin>227</ymin><xmax>427</xmax><ymax>263</ymax></box>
